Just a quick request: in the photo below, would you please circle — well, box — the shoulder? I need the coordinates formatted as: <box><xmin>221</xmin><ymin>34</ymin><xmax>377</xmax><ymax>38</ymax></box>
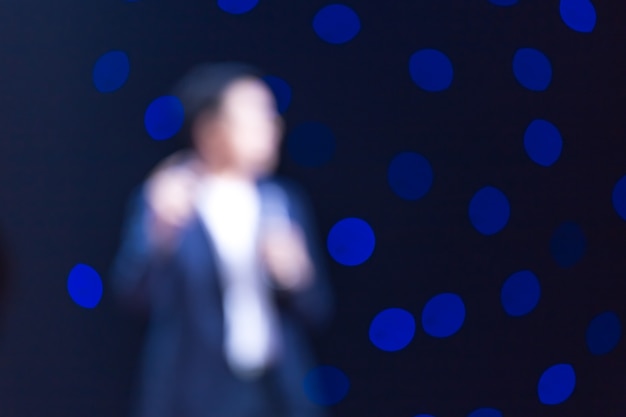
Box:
<box><xmin>258</xmin><ymin>176</ymin><xmax>318</xmax><ymax>225</ymax></box>
<box><xmin>258</xmin><ymin>175</ymin><xmax>311</xmax><ymax>205</ymax></box>
<box><xmin>259</xmin><ymin>174</ymin><xmax>308</xmax><ymax>195</ymax></box>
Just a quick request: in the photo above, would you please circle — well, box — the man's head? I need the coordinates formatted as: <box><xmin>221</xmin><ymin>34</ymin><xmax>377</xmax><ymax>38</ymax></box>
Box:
<box><xmin>174</xmin><ymin>62</ymin><xmax>283</xmax><ymax>180</ymax></box>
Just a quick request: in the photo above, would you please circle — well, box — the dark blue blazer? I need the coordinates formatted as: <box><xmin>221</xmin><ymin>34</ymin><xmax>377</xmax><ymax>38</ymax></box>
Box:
<box><xmin>110</xmin><ymin>175</ymin><xmax>333</xmax><ymax>417</ymax></box>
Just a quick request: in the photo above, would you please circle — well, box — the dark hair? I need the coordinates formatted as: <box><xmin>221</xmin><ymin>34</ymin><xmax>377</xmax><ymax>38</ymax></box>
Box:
<box><xmin>172</xmin><ymin>62</ymin><xmax>263</xmax><ymax>139</ymax></box>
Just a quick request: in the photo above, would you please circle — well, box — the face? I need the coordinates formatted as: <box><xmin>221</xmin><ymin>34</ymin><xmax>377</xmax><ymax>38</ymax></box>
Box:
<box><xmin>193</xmin><ymin>77</ymin><xmax>283</xmax><ymax>179</ymax></box>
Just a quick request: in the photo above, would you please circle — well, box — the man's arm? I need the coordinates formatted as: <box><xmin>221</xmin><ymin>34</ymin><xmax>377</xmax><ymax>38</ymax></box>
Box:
<box><xmin>274</xmin><ymin>180</ymin><xmax>335</xmax><ymax>330</ymax></box>
<box><xmin>109</xmin><ymin>186</ymin><xmax>157</xmax><ymax>314</ymax></box>
<box><xmin>110</xmin><ymin>157</ymin><xmax>199</xmax><ymax>314</ymax></box>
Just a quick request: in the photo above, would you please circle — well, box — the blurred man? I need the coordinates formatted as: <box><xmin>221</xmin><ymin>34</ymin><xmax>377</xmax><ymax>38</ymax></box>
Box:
<box><xmin>0</xmin><ymin>230</ymin><xmax>9</xmax><ymax>314</ymax></box>
<box><xmin>111</xmin><ymin>63</ymin><xmax>333</xmax><ymax>417</ymax></box>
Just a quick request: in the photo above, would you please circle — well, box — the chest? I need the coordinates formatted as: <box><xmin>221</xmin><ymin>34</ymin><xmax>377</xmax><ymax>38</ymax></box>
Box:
<box><xmin>176</xmin><ymin>181</ymin><xmax>294</xmax><ymax>288</ymax></box>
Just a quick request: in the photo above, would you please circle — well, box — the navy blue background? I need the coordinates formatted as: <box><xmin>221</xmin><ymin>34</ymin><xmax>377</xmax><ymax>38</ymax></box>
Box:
<box><xmin>0</xmin><ymin>0</ymin><xmax>625</xmax><ymax>416</ymax></box>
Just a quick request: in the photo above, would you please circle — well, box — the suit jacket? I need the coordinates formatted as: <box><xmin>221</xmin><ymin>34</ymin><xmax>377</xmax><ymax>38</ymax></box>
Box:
<box><xmin>110</xmin><ymin>171</ymin><xmax>333</xmax><ymax>417</ymax></box>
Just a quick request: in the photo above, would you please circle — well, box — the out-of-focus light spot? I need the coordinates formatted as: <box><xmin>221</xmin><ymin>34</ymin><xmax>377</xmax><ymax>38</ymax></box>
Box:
<box><xmin>67</xmin><ymin>263</ymin><xmax>103</xmax><ymax>309</ymax></box>
<box><xmin>369</xmin><ymin>308</ymin><xmax>416</xmax><ymax>352</ymax></box>
<box><xmin>422</xmin><ymin>293</ymin><xmax>465</xmax><ymax>338</ymax></box>
<box><xmin>524</xmin><ymin>119</ymin><xmax>563</xmax><ymax>167</ymax></box>
<box><xmin>550</xmin><ymin>221</ymin><xmax>586</xmax><ymax>268</ymax></box>
<box><xmin>469</xmin><ymin>186</ymin><xmax>511</xmax><ymax>235</ymax></box>
<box><xmin>144</xmin><ymin>96</ymin><xmax>184</xmax><ymax>141</ymax></box>
<box><xmin>313</xmin><ymin>4</ymin><xmax>361</xmax><ymax>44</ymax></box>
<box><xmin>513</xmin><ymin>48</ymin><xmax>552</xmax><ymax>91</ymax></box>
<box><xmin>217</xmin><ymin>0</ymin><xmax>259</xmax><ymax>14</ymax></box>
<box><xmin>263</xmin><ymin>75</ymin><xmax>292</xmax><ymax>114</ymax></box>
<box><xmin>409</xmin><ymin>49</ymin><xmax>454</xmax><ymax>92</ymax></box>
<box><xmin>586</xmin><ymin>311</ymin><xmax>621</xmax><ymax>355</ymax></box>
<box><xmin>388</xmin><ymin>152</ymin><xmax>434</xmax><ymax>201</ymax></box>
<box><xmin>287</xmin><ymin>122</ymin><xmax>335</xmax><ymax>167</ymax></box>
<box><xmin>538</xmin><ymin>364</ymin><xmax>576</xmax><ymax>405</ymax></box>
<box><xmin>560</xmin><ymin>0</ymin><xmax>596</xmax><ymax>33</ymax></box>
<box><xmin>327</xmin><ymin>218</ymin><xmax>375</xmax><ymax>266</ymax></box>
<box><xmin>489</xmin><ymin>0</ymin><xmax>518</xmax><ymax>6</ymax></box>
<box><xmin>93</xmin><ymin>50</ymin><xmax>130</xmax><ymax>93</ymax></box>
<box><xmin>467</xmin><ymin>408</ymin><xmax>503</xmax><ymax>417</ymax></box>
<box><xmin>501</xmin><ymin>270</ymin><xmax>541</xmax><ymax>317</ymax></box>
<box><xmin>303</xmin><ymin>365</ymin><xmax>350</xmax><ymax>406</ymax></box>
<box><xmin>612</xmin><ymin>175</ymin><xmax>626</xmax><ymax>221</ymax></box>
<box><xmin>415</xmin><ymin>415</ymin><xmax>436</xmax><ymax>417</ymax></box>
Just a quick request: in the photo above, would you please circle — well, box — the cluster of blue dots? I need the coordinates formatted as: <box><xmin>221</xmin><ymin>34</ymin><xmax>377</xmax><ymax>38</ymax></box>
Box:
<box><xmin>68</xmin><ymin>0</ymin><xmax>623</xmax><ymax>414</ymax></box>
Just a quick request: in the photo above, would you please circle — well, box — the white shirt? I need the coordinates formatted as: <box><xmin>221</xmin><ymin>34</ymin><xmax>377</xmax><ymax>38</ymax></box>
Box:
<box><xmin>194</xmin><ymin>175</ymin><xmax>278</xmax><ymax>379</ymax></box>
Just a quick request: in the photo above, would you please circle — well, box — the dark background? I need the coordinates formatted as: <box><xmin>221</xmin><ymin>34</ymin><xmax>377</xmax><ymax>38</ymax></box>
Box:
<box><xmin>0</xmin><ymin>0</ymin><xmax>625</xmax><ymax>416</ymax></box>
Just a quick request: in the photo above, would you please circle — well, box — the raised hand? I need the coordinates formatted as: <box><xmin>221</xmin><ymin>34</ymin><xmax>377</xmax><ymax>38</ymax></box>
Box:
<box><xmin>145</xmin><ymin>163</ymin><xmax>199</xmax><ymax>253</ymax></box>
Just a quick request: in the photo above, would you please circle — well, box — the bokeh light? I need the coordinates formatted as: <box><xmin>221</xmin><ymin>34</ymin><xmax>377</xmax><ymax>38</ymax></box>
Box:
<box><xmin>560</xmin><ymin>0</ymin><xmax>596</xmax><ymax>33</ymax></box>
<box><xmin>467</xmin><ymin>408</ymin><xmax>502</xmax><ymax>417</ymax></box>
<box><xmin>422</xmin><ymin>293</ymin><xmax>466</xmax><ymax>338</ymax></box>
<box><xmin>586</xmin><ymin>311</ymin><xmax>622</xmax><ymax>355</ymax></box>
<box><xmin>513</xmin><ymin>48</ymin><xmax>552</xmax><ymax>91</ymax></box>
<box><xmin>612</xmin><ymin>175</ymin><xmax>626</xmax><ymax>221</ymax></box>
<box><xmin>489</xmin><ymin>0</ymin><xmax>518</xmax><ymax>5</ymax></box>
<box><xmin>538</xmin><ymin>364</ymin><xmax>576</xmax><ymax>405</ymax></box>
<box><xmin>387</xmin><ymin>152</ymin><xmax>434</xmax><ymax>201</ymax></box>
<box><xmin>313</xmin><ymin>4</ymin><xmax>361</xmax><ymax>44</ymax></box>
<box><xmin>469</xmin><ymin>186</ymin><xmax>511</xmax><ymax>235</ymax></box>
<box><xmin>93</xmin><ymin>50</ymin><xmax>130</xmax><ymax>93</ymax></box>
<box><xmin>409</xmin><ymin>49</ymin><xmax>454</xmax><ymax>92</ymax></box>
<box><xmin>501</xmin><ymin>270</ymin><xmax>541</xmax><ymax>317</ymax></box>
<box><xmin>369</xmin><ymin>308</ymin><xmax>416</xmax><ymax>352</ymax></box>
<box><xmin>144</xmin><ymin>95</ymin><xmax>185</xmax><ymax>141</ymax></box>
<box><xmin>67</xmin><ymin>263</ymin><xmax>103</xmax><ymax>309</ymax></box>
<box><xmin>524</xmin><ymin>119</ymin><xmax>563</xmax><ymax>167</ymax></box>
<box><xmin>327</xmin><ymin>217</ymin><xmax>375</xmax><ymax>266</ymax></box>
<box><xmin>287</xmin><ymin>122</ymin><xmax>336</xmax><ymax>167</ymax></box>
<box><xmin>217</xmin><ymin>0</ymin><xmax>259</xmax><ymax>14</ymax></box>
<box><xmin>263</xmin><ymin>75</ymin><xmax>292</xmax><ymax>114</ymax></box>
<box><xmin>550</xmin><ymin>221</ymin><xmax>586</xmax><ymax>268</ymax></box>
<box><xmin>303</xmin><ymin>365</ymin><xmax>350</xmax><ymax>406</ymax></box>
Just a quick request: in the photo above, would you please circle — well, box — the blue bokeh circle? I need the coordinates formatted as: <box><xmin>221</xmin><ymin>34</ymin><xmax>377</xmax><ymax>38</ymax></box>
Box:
<box><xmin>313</xmin><ymin>4</ymin><xmax>361</xmax><ymax>44</ymax></box>
<box><xmin>409</xmin><ymin>49</ymin><xmax>454</xmax><ymax>92</ymax></box>
<box><xmin>538</xmin><ymin>364</ymin><xmax>576</xmax><ymax>405</ymax></box>
<box><xmin>422</xmin><ymin>293</ymin><xmax>466</xmax><ymax>338</ymax></box>
<box><xmin>560</xmin><ymin>0</ymin><xmax>596</xmax><ymax>33</ymax></box>
<box><xmin>612</xmin><ymin>175</ymin><xmax>626</xmax><ymax>221</ymax></box>
<box><xmin>489</xmin><ymin>0</ymin><xmax>518</xmax><ymax>5</ymax></box>
<box><xmin>550</xmin><ymin>221</ymin><xmax>586</xmax><ymax>268</ymax></box>
<box><xmin>303</xmin><ymin>365</ymin><xmax>350</xmax><ymax>406</ymax></box>
<box><xmin>144</xmin><ymin>95</ymin><xmax>185</xmax><ymax>141</ymax></box>
<box><xmin>217</xmin><ymin>0</ymin><xmax>259</xmax><ymax>14</ymax></box>
<box><xmin>524</xmin><ymin>119</ymin><xmax>563</xmax><ymax>167</ymax></box>
<box><xmin>586</xmin><ymin>311</ymin><xmax>622</xmax><ymax>355</ymax></box>
<box><xmin>501</xmin><ymin>270</ymin><xmax>541</xmax><ymax>317</ymax></box>
<box><xmin>388</xmin><ymin>152</ymin><xmax>434</xmax><ymax>201</ymax></box>
<box><xmin>93</xmin><ymin>50</ymin><xmax>130</xmax><ymax>93</ymax></box>
<box><xmin>467</xmin><ymin>408</ymin><xmax>503</xmax><ymax>417</ymax></box>
<box><xmin>327</xmin><ymin>218</ymin><xmax>376</xmax><ymax>266</ymax></box>
<box><xmin>513</xmin><ymin>48</ymin><xmax>552</xmax><ymax>91</ymax></box>
<box><xmin>369</xmin><ymin>308</ymin><xmax>416</xmax><ymax>352</ymax></box>
<box><xmin>67</xmin><ymin>263</ymin><xmax>103</xmax><ymax>309</ymax></box>
<box><xmin>263</xmin><ymin>75</ymin><xmax>292</xmax><ymax>114</ymax></box>
<box><xmin>469</xmin><ymin>186</ymin><xmax>511</xmax><ymax>235</ymax></box>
